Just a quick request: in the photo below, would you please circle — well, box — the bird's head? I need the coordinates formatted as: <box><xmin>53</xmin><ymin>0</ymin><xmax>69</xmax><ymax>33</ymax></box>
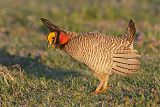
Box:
<box><xmin>41</xmin><ymin>18</ymin><xmax>69</xmax><ymax>49</ymax></box>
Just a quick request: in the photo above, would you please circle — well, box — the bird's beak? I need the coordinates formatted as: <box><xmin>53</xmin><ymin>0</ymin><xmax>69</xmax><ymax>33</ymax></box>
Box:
<box><xmin>48</xmin><ymin>44</ymin><xmax>56</xmax><ymax>49</ymax></box>
<box><xmin>48</xmin><ymin>41</ymin><xmax>55</xmax><ymax>48</ymax></box>
<box><xmin>48</xmin><ymin>44</ymin><xmax>51</xmax><ymax>48</ymax></box>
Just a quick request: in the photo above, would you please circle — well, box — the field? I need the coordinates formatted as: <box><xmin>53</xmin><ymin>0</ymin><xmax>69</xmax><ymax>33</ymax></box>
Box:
<box><xmin>0</xmin><ymin>0</ymin><xmax>160</xmax><ymax>106</ymax></box>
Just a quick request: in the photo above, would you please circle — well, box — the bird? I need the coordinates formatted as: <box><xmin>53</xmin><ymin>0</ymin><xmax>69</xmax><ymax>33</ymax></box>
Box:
<box><xmin>41</xmin><ymin>18</ymin><xmax>141</xmax><ymax>94</ymax></box>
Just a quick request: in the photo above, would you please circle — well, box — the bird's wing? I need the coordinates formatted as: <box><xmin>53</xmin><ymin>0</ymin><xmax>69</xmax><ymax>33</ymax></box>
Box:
<box><xmin>112</xmin><ymin>50</ymin><xmax>141</xmax><ymax>75</ymax></box>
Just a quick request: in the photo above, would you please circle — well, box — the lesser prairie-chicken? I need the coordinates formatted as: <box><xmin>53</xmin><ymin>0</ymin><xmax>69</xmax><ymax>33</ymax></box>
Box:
<box><xmin>41</xmin><ymin>18</ymin><xmax>141</xmax><ymax>94</ymax></box>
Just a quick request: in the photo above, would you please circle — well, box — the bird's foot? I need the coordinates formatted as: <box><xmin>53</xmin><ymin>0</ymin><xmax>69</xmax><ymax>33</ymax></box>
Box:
<box><xmin>99</xmin><ymin>85</ymin><xmax>111</xmax><ymax>93</ymax></box>
<box><xmin>92</xmin><ymin>88</ymin><xmax>106</xmax><ymax>94</ymax></box>
<box><xmin>92</xmin><ymin>90</ymin><xmax>100</xmax><ymax>94</ymax></box>
<box><xmin>99</xmin><ymin>88</ymin><xmax>106</xmax><ymax>93</ymax></box>
<box><xmin>107</xmin><ymin>85</ymin><xmax>111</xmax><ymax>90</ymax></box>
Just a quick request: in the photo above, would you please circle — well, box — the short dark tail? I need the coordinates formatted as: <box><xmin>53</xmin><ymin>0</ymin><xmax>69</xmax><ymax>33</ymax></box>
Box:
<box><xmin>123</xmin><ymin>19</ymin><xmax>136</xmax><ymax>44</ymax></box>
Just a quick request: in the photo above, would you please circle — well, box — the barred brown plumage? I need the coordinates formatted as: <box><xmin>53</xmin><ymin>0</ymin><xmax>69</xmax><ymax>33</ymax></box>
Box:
<box><xmin>41</xmin><ymin>18</ymin><xmax>141</xmax><ymax>94</ymax></box>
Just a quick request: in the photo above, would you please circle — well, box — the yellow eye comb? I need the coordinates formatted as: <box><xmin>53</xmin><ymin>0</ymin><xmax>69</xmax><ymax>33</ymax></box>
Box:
<box><xmin>48</xmin><ymin>32</ymin><xmax>55</xmax><ymax>44</ymax></box>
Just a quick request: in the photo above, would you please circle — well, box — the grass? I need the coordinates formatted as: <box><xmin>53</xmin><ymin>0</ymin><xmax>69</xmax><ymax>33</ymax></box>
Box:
<box><xmin>0</xmin><ymin>0</ymin><xmax>160</xmax><ymax>106</ymax></box>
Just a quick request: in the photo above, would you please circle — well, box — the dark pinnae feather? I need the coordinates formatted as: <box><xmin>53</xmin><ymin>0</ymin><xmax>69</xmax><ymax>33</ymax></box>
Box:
<box><xmin>41</xmin><ymin>18</ymin><xmax>60</xmax><ymax>32</ymax></box>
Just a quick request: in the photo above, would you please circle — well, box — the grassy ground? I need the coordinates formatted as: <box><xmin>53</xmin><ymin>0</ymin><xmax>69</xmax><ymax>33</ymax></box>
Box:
<box><xmin>0</xmin><ymin>0</ymin><xmax>160</xmax><ymax>106</ymax></box>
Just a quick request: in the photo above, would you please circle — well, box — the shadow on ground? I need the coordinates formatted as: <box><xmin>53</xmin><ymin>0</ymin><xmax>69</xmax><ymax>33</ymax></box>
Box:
<box><xmin>0</xmin><ymin>48</ymin><xmax>82</xmax><ymax>81</ymax></box>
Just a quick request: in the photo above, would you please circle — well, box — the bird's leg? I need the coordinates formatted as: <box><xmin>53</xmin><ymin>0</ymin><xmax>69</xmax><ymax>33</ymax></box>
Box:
<box><xmin>99</xmin><ymin>75</ymin><xmax>110</xmax><ymax>93</ymax></box>
<box><xmin>93</xmin><ymin>80</ymin><xmax>103</xmax><ymax>94</ymax></box>
<box><xmin>93</xmin><ymin>75</ymin><xmax>106</xmax><ymax>94</ymax></box>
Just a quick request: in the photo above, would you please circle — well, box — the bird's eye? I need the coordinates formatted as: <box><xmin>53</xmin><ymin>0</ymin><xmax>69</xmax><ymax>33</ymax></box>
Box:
<box><xmin>52</xmin><ymin>37</ymin><xmax>55</xmax><ymax>41</ymax></box>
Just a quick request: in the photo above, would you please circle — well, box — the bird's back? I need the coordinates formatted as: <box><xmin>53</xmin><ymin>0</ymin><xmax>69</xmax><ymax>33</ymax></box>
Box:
<box><xmin>64</xmin><ymin>32</ymin><xmax>140</xmax><ymax>76</ymax></box>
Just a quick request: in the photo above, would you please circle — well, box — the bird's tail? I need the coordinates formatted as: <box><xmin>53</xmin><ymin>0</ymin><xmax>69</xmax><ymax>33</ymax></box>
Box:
<box><xmin>123</xmin><ymin>19</ymin><xmax>136</xmax><ymax>44</ymax></box>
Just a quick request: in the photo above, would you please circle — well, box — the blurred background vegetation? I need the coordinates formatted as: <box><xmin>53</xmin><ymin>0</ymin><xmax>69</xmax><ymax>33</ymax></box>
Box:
<box><xmin>0</xmin><ymin>0</ymin><xmax>159</xmax><ymax>106</ymax></box>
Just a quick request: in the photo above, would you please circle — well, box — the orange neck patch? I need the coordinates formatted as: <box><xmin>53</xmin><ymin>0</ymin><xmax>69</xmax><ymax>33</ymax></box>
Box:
<box><xmin>59</xmin><ymin>32</ymin><xmax>70</xmax><ymax>44</ymax></box>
